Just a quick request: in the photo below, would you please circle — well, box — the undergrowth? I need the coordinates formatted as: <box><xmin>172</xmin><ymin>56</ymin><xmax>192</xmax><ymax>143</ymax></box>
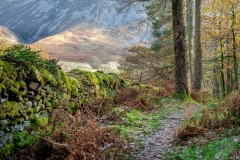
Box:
<box><xmin>167</xmin><ymin>127</ymin><xmax>240</xmax><ymax>160</ymax></box>
<box><xmin>0</xmin><ymin>45</ymin><xmax>60</xmax><ymax>73</ymax></box>
<box><xmin>171</xmin><ymin>92</ymin><xmax>240</xmax><ymax>160</ymax></box>
<box><xmin>14</xmin><ymin>109</ymin><xmax>127</xmax><ymax>160</ymax></box>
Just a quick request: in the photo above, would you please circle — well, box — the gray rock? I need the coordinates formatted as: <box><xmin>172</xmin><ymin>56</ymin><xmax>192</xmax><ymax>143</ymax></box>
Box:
<box><xmin>1</xmin><ymin>97</ymin><xmax>8</xmax><ymax>103</ymax></box>
<box><xmin>26</xmin><ymin>91</ymin><xmax>35</xmax><ymax>98</ymax></box>
<box><xmin>14</xmin><ymin>124</ymin><xmax>24</xmax><ymax>132</ymax></box>
<box><xmin>25</xmin><ymin>101</ymin><xmax>33</xmax><ymax>108</ymax></box>
<box><xmin>0</xmin><ymin>130</ymin><xmax>5</xmax><ymax>137</ymax></box>
<box><xmin>33</xmin><ymin>101</ymin><xmax>37</xmax><ymax>107</ymax></box>
<box><xmin>43</xmin><ymin>85</ymin><xmax>50</xmax><ymax>92</ymax></box>
<box><xmin>0</xmin><ymin>120</ymin><xmax>10</xmax><ymax>126</ymax></box>
<box><xmin>23</xmin><ymin>121</ymin><xmax>31</xmax><ymax>129</ymax></box>
<box><xmin>0</xmin><ymin>133</ymin><xmax>13</xmax><ymax>144</ymax></box>
<box><xmin>28</xmin><ymin>82</ymin><xmax>39</xmax><ymax>91</ymax></box>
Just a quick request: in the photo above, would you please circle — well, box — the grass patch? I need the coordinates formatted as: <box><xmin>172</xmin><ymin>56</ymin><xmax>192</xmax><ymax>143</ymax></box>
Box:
<box><xmin>167</xmin><ymin>132</ymin><xmax>240</xmax><ymax>160</ymax></box>
<box><xmin>113</xmin><ymin>98</ymin><xmax>187</xmax><ymax>145</ymax></box>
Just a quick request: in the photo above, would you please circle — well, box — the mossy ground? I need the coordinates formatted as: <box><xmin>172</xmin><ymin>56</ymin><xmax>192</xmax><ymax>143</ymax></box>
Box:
<box><xmin>112</xmin><ymin>97</ymin><xmax>184</xmax><ymax>147</ymax></box>
<box><xmin>166</xmin><ymin>93</ymin><xmax>240</xmax><ymax>160</ymax></box>
<box><xmin>167</xmin><ymin>128</ymin><xmax>240</xmax><ymax>160</ymax></box>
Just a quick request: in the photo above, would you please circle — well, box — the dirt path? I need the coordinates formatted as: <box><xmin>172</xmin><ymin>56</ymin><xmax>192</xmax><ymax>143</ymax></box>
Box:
<box><xmin>130</xmin><ymin>107</ymin><xmax>192</xmax><ymax>160</ymax></box>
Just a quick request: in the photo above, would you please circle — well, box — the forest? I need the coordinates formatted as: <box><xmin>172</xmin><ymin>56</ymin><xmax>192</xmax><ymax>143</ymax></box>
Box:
<box><xmin>0</xmin><ymin>0</ymin><xmax>240</xmax><ymax>159</ymax></box>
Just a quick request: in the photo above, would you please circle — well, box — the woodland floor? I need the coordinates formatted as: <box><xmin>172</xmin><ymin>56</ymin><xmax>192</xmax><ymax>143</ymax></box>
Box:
<box><xmin>130</xmin><ymin>111</ymin><xmax>185</xmax><ymax>160</ymax></box>
<box><xmin>118</xmin><ymin>99</ymin><xmax>198</xmax><ymax>160</ymax></box>
<box><xmin>132</xmin><ymin>104</ymin><xmax>196</xmax><ymax>160</ymax></box>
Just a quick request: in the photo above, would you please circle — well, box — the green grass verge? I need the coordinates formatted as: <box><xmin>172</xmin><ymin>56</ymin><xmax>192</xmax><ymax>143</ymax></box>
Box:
<box><xmin>166</xmin><ymin>133</ymin><xmax>240</xmax><ymax>160</ymax></box>
<box><xmin>113</xmin><ymin>98</ymin><xmax>185</xmax><ymax>146</ymax></box>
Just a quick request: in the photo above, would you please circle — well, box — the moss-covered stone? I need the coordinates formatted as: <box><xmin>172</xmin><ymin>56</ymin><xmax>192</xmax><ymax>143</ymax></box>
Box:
<box><xmin>40</xmin><ymin>68</ymin><xmax>57</xmax><ymax>86</ymax></box>
<box><xmin>29</xmin><ymin>66</ymin><xmax>44</xmax><ymax>84</ymax></box>
<box><xmin>0</xmin><ymin>83</ymin><xmax>7</xmax><ymax>95</ymax></box>
<box><xmin>70</xmin><ymin>69</ymin><xmax>98</xmax><ymax>86</ymax></box>
<box><xmin>0</xmin><ymin>60</ymin><xmax>17</xmax><ymax>80</ymax></box>
<box><xmin>0</xmin><ymin>143</ymin><xmax>14</xmax><ymax>156</ymax></box>
<box><xmin>46</xmin><ymin>107</ymin><xmax>53</xmax><ymax>113</ymax></box>
<box><xmin>58</xmin><ymin>69</ymin><xmax>71</xmax><ymax>92</ymax></box>
<box><xmin>34</xmin><ymin>95</ymin><xmax>41</xmax><ymax>101</ymax></box>
<box><xmin>69</xmin><ymin>77</ymin><xmax>79</xmax><ymax>97</ymax></box>
<box><xmin>33</xmin><ymin>116</ymin><xmax>49</xmax><ymax>128</ymax></box>
<box><xmin>0</xmin><ymin>101</ymin><xmax>24</xmax><ymax>119</ymax></box>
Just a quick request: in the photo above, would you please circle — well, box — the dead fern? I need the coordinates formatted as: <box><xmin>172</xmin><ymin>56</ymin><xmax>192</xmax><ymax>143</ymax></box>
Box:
<box><xmin>30</xmin><ymin>109</ymin><xmax>127</xmax><ymax>160</ymax></box>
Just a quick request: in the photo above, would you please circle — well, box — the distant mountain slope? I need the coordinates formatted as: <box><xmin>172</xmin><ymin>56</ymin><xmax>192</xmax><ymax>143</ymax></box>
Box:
<box><xmin>0</xmin><ymin>0</ymin><xmax>148</xmax><ymax>43</ymax></box>
<box><xmin>35</xmin><ymin>24</ymin><xmax>150</xmax><ymax>63</ymax></box>
<box><xmin>0</xmin><ymin>26</ymin><xmax>49</xmax><ymax>58</ymax></box>
<box><xmin>0</xmin><ymin>25</ymin><xmax>20</xmax><ymax>45</ymax></box>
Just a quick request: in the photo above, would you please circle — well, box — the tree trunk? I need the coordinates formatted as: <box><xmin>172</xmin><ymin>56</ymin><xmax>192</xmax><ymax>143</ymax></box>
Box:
<box><xmin>213</xmin><ymin>65</ymin><xmax>220</xmax><ymax>98</ymax></box>
<box><xmin>172</xmin><ymin>0</ymin><xmax>188</xmax><ymax>94</ymax></box>
<box><xmin>193</xmin><ymin>0</ymin><xmax>203</xmax><ymax>91</ymax></box>
<box><xmin>220</xmin><ymin>39</ymin><xmax>226</xmax><ymax>97</ymax></box>
<box><xmin>231</xmin><ymin>5</ymin><xmax>239</xmax><ymax>90</ymax></box>
<box><xmin>186</xmin><ymin>0</ymin><xmax>194</xmax><ymax>87</ymax></box>
<box><xmin>226</xmin><ymin>38</ymin><xmax>233</xmax><ymax>94</ymax></box>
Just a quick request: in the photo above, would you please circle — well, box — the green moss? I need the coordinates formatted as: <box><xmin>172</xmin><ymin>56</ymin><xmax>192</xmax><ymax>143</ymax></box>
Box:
<box><xmin>33</xmin><ymin>116</ymin><xmax>49</xmax><ymax>128</ymax></box>
<box><xmin>88</xmin><ymin>72</ymin><xmax>99</xmax><ymax>86</ymax></box>
<box><xmin>69</xmin><ymin>77</ymin><xmax>79</xmax><ymax>97</ymax></box>
<box><xmin>34</xmin><ymin>95</ymin><xmax>41</xmax><ymax>101</ymax></box>
<box><xmin>40</xmin><ymin>68</ymin><xmax>58</xmax><ymax>86</ymax></box>
<box><xmin>13</xmin><ymin>131</ymin><xmax>28</xmax><ymax>142</ymax></box>
<box><xmin>0</xmin><ymin>83</ymin><xmax>6</xmax><ymax>95</ymax></box>
<box><xmin>26</xmin><ymin>107</ymin><xmax>34</xmax><ymax>114</ymax></box>
<box><xmin>0</xmin><ymin>143</ymin><xmax>14</xmax><ymax>157</ymax></box>
<box><xmin>50</xmin><ymin>99</ymin><xmax>59</xmax><ymax>107</ymax></box>
<box><xmin>8</xmin><ymin>79</ymin><xmax>19</xmax><ymax>94</ymax></box>
<box><xmin>94</xmin><ymin>72</ymin><xmax>119</xmax><ymax>89</ymax></box>
<box><xmin>46</xmin><ymin>107</ymin><xmax>53</xmax><ymax>113</ymax></box>
<box><xmin>68</xmin><ymin>102</ymin><xmax>76</xmax><ymax>112</ymax></box>
<box><xmin>0</xmin><ymin>101</ymin><xmax>23</xmax><ymax>119</ymax></box>
<box><xmin>0</xmin><ymin>60</ymin><xmax>17</xmax><ymax>80</ymax></box>
<box><xmin>0</xmin><ymin>67</ymin><xmax>3</xmax><ymax>77</ymax></box>
<box><xmin>70</xmin><ymin>69</ymin><xmax>98</xmax><ymax>86</ymax></box>
<box><xmin>16</xmin><ymin>117</ymin><xmax>25</xmax><ymax>123</ymax></box>
<box><xmin>13</xmin><ymin>131</ymin><xmax>40</xmax><ymax>149</ymax></box>
<box><xmin>29</xmin><ymin>66</ymin><xmax>44</xmax><ymax>84</ymax></box>
<box><xmin>58</xmin><ymin>69</ymin><xmax>71</xmax><ymax>91</ymax></box>
<box><xmin>45</xmin><ymin>101</ymin><xmax>51</xmax><ymax>107</ymax></box>
<box><xmin>19</xmin><ymin>68</ymin><xmax>27</xmax><ymax>79</ymax></box>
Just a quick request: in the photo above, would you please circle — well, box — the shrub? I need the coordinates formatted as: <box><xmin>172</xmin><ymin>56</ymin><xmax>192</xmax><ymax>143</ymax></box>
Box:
<box><xmin>0</xmin><ymin>45</ymin><xmax>60</xmax><ymax>74</ymax></box>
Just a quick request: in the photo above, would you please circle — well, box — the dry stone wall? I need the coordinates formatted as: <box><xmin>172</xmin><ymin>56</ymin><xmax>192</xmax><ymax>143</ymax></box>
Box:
<box><xmin>0</xmin><ymin>60</ymin><xmax>126</xmax><ymax>156</ymax></box>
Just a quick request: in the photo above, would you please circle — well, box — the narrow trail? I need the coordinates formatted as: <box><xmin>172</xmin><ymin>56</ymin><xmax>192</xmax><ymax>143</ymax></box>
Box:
<box><xmin>130</xmin><ymin>105</ymin><xmax>196</xmax><ymax>160</ymax></box>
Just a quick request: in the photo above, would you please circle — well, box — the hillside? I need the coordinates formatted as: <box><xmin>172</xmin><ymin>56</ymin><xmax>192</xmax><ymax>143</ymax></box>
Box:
<box><xmin>35</xmin><ymin>24</ymin><xmax>150</xmax><ymax>63</ymax></box>
<box><xmin>0</xmin><ymin>26</ymin><xmax>20</xmax><ymax>45</ymax></box>
<box><xmin>0</xmin><ymin>0</ymin><xmax>151</xmax><ymax>63</ymax></box>
<box><xmin>0</xmin><ymin>0</ymin><xmax>148</xmax><ymax>43</ymax></box>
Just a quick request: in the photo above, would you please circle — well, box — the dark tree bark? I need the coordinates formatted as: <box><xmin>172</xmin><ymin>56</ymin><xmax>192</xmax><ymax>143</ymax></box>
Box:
<box><xmin>226</xmin><ymin>38</ymin><xmax>233</xmax><ymax>94</ymax></box>
<box><xmin>231</xmin><ymin>5</ymin><xmax>239</xmax><ymax>90</ymax></box>
<box><xmin>220</xmin><ymin>38</ymin><xmax>226</xmax><ymax>97</ymax></box>
<box><xmin>186</xmin><ymin>0</ymin><xmax>194</xmax><ymax>87</ymax></box>
<box><xmin>193</xmin><ymin>0</ymin><xmax>203</xmax><ymax>91</ymax></box>
<box><xmin>213</xmin><ymin>66</ymin><xmax>220</xmax><ymax>98</ymax></box>
<box><xmin>172</xmin><ymin>0</ymin><xmax>188</xmax><ymax>94</ymax></box>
